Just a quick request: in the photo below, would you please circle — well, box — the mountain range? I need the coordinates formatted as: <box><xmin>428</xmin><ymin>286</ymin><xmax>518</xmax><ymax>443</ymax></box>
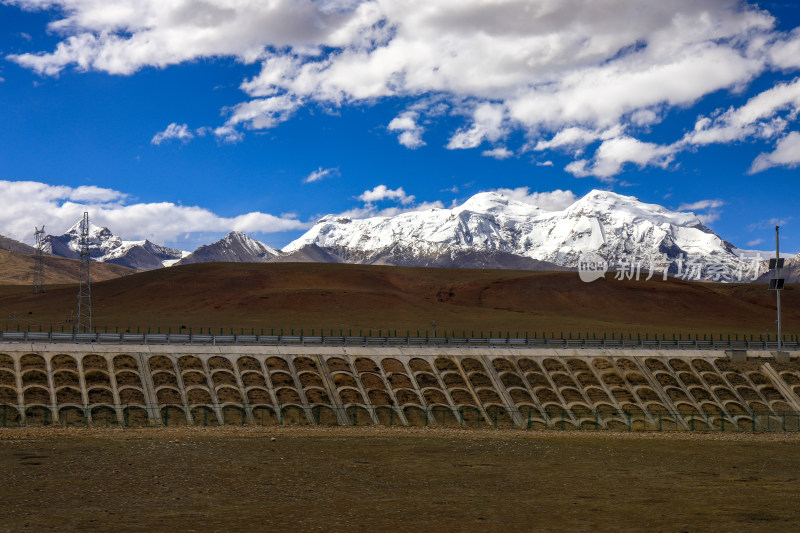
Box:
<box><xmin>1</xmin><ymin>189</ymin><xmax>795</xmax><ymax>282</ymax></box>
<box><xmin>40</xmin><ymin>220</ymin><xmax>186</xmax><ymax>270</ymax></box>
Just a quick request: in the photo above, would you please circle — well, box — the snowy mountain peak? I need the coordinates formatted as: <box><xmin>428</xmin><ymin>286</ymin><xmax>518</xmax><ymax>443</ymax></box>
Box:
<box><xmin>64</xmin><ymin>218</ymin><xmax>106</xmax><ymax>237</ymax></box>
<box><xmin>283</xmin><ymin>189</ymin><xmax>759</xmax><ymax>279</ymax></box>
<box><xmin>175</xmin><ymin>231</ymin><xmax>280</xmax><ymax>266</ymax></box>
<box><xmin>44</xmin><ymin>218</ymin><xmax>186</xmax><ymax>270</ymax></box>
<box><xmin>457</xmin><ymin>191</ymin><xmax>542</xmax><ymax>217</ymax></box>
<box><xmin>225</xmin><ymin>231</ymin><xmax>281</xmax><ymax>257</ymax></box>
<box><xmin>565</xmin><ymin>190</ymin><xmax>702</xmax><ymax>230</ymax></box>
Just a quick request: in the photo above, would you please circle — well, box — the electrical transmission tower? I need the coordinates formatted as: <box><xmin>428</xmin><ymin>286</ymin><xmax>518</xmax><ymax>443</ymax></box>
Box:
<box><xmin>33</xmin><ymin>226</ymin><xmax>46</xmax><ymax>294</ymax></box>
<box><xmin>75</xmin><ymin>212</ymin><xmax>92</xmax><ymax>333</ymax></box>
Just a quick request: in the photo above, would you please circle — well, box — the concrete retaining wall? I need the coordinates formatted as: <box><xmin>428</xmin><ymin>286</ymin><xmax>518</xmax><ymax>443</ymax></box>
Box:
<box><xmin>1</xmin><ymin>344</ymin><xmax>798</xmax><ymax>430</ymax></box>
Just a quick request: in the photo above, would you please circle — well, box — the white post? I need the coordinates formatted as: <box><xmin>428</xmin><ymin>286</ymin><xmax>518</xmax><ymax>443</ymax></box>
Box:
<box><xmin>776</xmin><ymin>225</ymin><xmax>782</xmax><ymax>353</ymax></box>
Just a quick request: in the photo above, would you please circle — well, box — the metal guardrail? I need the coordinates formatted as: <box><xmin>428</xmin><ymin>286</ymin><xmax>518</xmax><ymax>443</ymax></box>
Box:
<box><xmin>0</xmin><ymin>331</ymin><xmax>797</xmax><ymax>350</ymax></box>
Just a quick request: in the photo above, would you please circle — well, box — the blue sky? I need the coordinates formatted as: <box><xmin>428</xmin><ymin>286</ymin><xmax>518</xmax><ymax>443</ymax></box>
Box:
<box><xmin>0</xmin><ymin>0</ymin><xmax>799</xmax><ymax>253</ymax></box>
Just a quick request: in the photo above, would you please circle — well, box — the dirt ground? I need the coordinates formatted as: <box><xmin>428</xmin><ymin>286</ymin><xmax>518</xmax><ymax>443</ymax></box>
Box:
<box><xmin>1</xmin><ymin>427</ymin><xmax>799</xmax><ymax>532</ymax></box>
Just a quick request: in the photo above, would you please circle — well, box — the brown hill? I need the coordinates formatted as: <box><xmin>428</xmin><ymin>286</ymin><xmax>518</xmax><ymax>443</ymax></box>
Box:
<box><xmin>0</xmin><ymin>235</ymin><xmax>36</xmax><ymax>255</ymax></box>
<box><xmin>0</xmin><ymin>249</ymin><xmax>135</xmax><ymax>286</ymax></box>
<box><xmin>0</xmin><ymin>261</ymin><xmax>795</xmax><ymax>337</ymax></box>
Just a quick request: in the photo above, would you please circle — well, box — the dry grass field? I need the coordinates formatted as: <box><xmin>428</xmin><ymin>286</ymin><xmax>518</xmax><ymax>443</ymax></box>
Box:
<box><xmin>0</xmin><ymin>261</ymin><xmax>795</xmax><ymax>337</ymax></box>
<box><xmin>1</xmin><ymin>426</ymin><xmax>799</xmax><ymax>532</ymax></box>
<box><xmin>0</xmin><ymin>249</ymin><xmax>133</xmax><ymax>286</ymax></box>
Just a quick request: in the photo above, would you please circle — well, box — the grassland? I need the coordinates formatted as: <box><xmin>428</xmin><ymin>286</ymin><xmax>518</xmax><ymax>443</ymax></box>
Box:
<box><xmin>1</xmin><ymin>426</ymin><xmax>799</xmax><ymax>531</ymax></box>
<box><xmin>0</xmin><ymin>249</ymin><xmax>133</xmax><ymax>286</ymax></box>
<box><xmin>0</xmin><ymin>261</ymin><xmax>794</xmax><ymax>337</ymax></box>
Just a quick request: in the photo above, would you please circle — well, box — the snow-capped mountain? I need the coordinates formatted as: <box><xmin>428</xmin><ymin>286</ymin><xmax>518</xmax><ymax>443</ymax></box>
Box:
<box><xmin>175</xmin><ymin>231</ymin><xmax>280</xmax><ymax>265</ymax></box>
<box><xmin>34</xmin><ymin>189</ymin><xmax>778</xmax><ymax>281</ymax></box>
<box><xmin>43</xmin><ymin>221</ymin><xmax>187</xmax><ymax>271</ymax></box>
<box><xmin>284</xmin><ymin>189</ymin><xmax>764</xmax><ymax>280</ymax></box>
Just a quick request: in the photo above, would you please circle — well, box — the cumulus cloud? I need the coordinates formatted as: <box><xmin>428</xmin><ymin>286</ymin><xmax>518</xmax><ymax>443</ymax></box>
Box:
<box><xmin>387</xmin><ymin>111</ymin><xmax>425</xmax><ymax>148</ymax></box>
<box><xmin>683</xmin><ymin>78</ymin><xmax>800</xmax><ymax>147</ymax></box>
<box><xmin>304</xmin><ymin>166</ymin><xmax>339</xmax><ymax>183</ymax></box>
<box><xmin>749</xmin><ymin>131</ymin><xmax>800</xmax><ymax>173</ymax></box>
<box><xmin>7</xmin><ymin>0</ymin><xmax>791</xmax><ymax>175</ymax></box>
<box><xmin>481</xmin><ymin>147</ymin><xmax>513</xmax><ymax>160</ymax></box>
<box><xmin>565</xmin><ymin>75</ymin><xmax>800</xmax><ymax>179</ymax></box>
<box><xmin>356</xmin><ymin>185</ymin><xmax>414</xmax><ymax>205</ymax></box>
<box><xmin>213</xmin><ymin>125</ymin><xmax>244</xmax><ymax>144</ymax></box>
<box><xmin>447</xmin><ymin>103</ymin><xmax>508</xmax><ymax>150</ymax></box>
<box><xmin>336</xmin><ymin>184</ymin><xmax>442</xmax><ymax>219</ymax></box>
<box><xmin>0</xmin><ymin>179</ymin><xmax>308</xmax><ymax>246</ymax></box>
<box><xmin>490</xmin><ymin>187</ymin><xmax>578</xmax><ymax>211</ymax></box>
<box><xmin>534</xmin><ymin>125</ymin><xmax>623</xmax><ymax>152</ymax></box>
<box><xmin>565</xmin><ymin>136</ymin><xmax>677</xmax><ymax>181</ymax></box>
<box><xmin>770</xmin><ymin>28</ymin><xmax>800</xmax><ymax>70</ymax></box>
<box><xmin>151</xmin><ymin>122</ymin><xmax>195</xmax><ymax>145</ymax></box>
<box><xmin>678</xmin><ymin>198</ymin><xmax>724</xmax><ymax>225</ymax></box>
<box><xmin>678</xmin><ymin>199</ymin><xmax>724</xmax><ymax>211</ymax></box>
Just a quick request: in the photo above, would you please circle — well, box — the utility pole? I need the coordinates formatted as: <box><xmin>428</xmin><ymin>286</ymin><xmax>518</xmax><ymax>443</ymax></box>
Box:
<box><xmin>75</xmin><ymin>212</ymin><xmax>92</xmax><ymax>333</ymax></box>
<box><xmin>33</xmin><ymin>226</ymin><xmax>45</xmax><ymax>294</ymax></box>
<box><xmin>777</xmin><ymin>226</ymin><xmax>781</xmax><ymax>352</ymax></box>
<box><xmin>768</xmin><ymin>225</ymin><xmax>785</xmax><ymax>354</ymax></box>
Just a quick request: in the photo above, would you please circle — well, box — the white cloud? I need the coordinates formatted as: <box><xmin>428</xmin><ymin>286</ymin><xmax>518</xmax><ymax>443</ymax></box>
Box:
<box><xmin>534</xmin><ymin>125</ymin><xmax>623</xmax><ymax>151</ymax></box>
<box><xmin>151</xmin><ymin>122</ymin><xmax>194</xmax><ymax>145</ymax></box>
<box><xmin>7</xmin><ymin>1</ymin><xmax>347</xmax><ymax>76</ymax></box>
<box><xmin>697</xmin><ymin>212</ymin><xmax>721</xmax><ymax>225</ymax></box>
<box><xmin>678</xmin><ymin>198</ymin><xmax>724</xmax><ymax>225</ymax></box>
<box><xmin>678</xmin><ymin>199</ymin><xmax>724</xmax><ymax>211</ymax></box>
<box><xmin>747</xmin><ymin>238</ymin><xmax>764</xmax><ymax>247</ymax></box>
<box><xmin>387</xmin><ymin>111</ymin><xmax>425</xmax><ymax>148</ymax></box>
<box><xmin>225</xmin><ymin>94</ymin><xmax>301</xmax><ymax>130</ymax></box>
<box><xmin>356</xmin><ymin>185</ymin><xmax>414</xmax><ymax>205</ymax></box>
<box><xmin>0</xmin><ymin>179</ymin><xmax>308</xmax><ymax>246</ymax></box>
<box><xmin>336</xmin><ymin>184</ymin><xmax>442</xmax><ymax>219</ymax></box>
<box><xmin>749</xmin><ymin>217</ymin><xmax>791</xmax><ymax>230</ymax></box>
<box><xmin>683</xmin><ymin>78</ymin><xmax>800</xmax><ymax>147</ymax></box>
<box><xmin>481</xmin><ymin>147</ymin><xmax>513</xmax><ymax>160</ymax></box>
<box><xmin>574</xmin><ymin>75</ymin><xmax>800</xmax><ymax>179</ymax></box>
<box><xmin>213</xmin><ymin>125</ymin><xmax>244</xmax><ymax>144</ymax></box>
<box><xmin>447</xmin><ymin>103</ymin><xmax>507</xmax><ymax>150</ymax></box>
<box><xmin>7</xmin><ymin>0</ymin><xmax>788</xmax><ymax>166</ymax></box>
<box><xmin>749</xmin><ymin>131</ymin><xmax>800</xmax><ymax>173</ymax></box>
<box><xmin>490</xmin><ymin>187</ymin><xmax>577</xmax><ymax>211</ymax></box>
<box><xmin>770</xmin><ymin>28</ymin><xmax>800</xmax><ymax>70</ymax></box>
<box><xmin>565</xmin><ymin>136</ymin><xmax>677</xmax><ymax>181</ymax></box>
<box><xmin>304</xmin><ymin>166</ymin><xmax>339</xmax><ymax>183</ymax></box>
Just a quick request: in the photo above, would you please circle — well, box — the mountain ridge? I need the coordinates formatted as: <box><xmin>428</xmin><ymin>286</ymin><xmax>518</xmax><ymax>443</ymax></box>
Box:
<box><xmin>285</xmin><ymin>189</ymin><xmax>764</xmax><ymax>281</ymax></box>
<box><xmin>175</xmin><ymin>231</ymin><xmax>280</xmax><ymax>265</ymax></box>
<box><xmin>8</xmin><ymin>189</ymin><xmax>787</xmax><ymax>280</ymax></box>
<box><xmin>40</xmin><ymin>221</ymin><xmax>185</xmax><ymax>270</ymax></box>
